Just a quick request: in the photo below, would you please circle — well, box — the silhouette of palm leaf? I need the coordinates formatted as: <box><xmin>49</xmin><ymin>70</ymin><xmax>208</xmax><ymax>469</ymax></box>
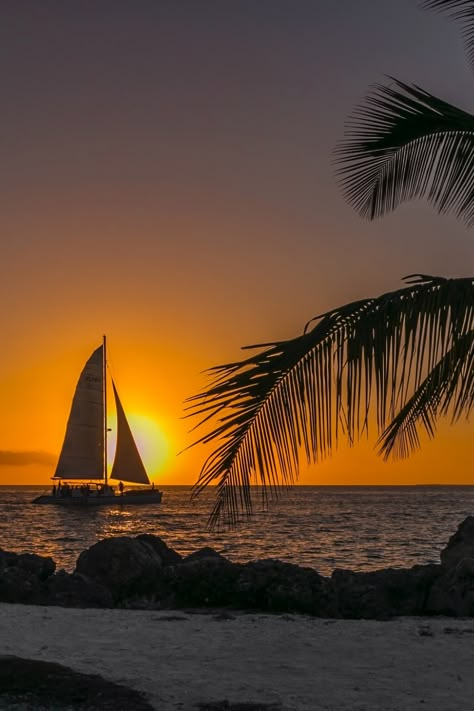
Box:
<box><xmin>188</xmin><ymin>275</ymin><xmax>474</xmax><ymax>528</ymax></box>
<box><xmin>422</xmin><ymin>1</ymin><xmax>474</xmax><ymax>69</ymax></box>
<box><xmin>378</xmin><ymin>329</ymin><xmax>474</xmax><ymax>459</ymax></box>
<box><xmin>335</xmin><ymin>79</ymin><xmax>474</xmax><ymax>223</ymax></box>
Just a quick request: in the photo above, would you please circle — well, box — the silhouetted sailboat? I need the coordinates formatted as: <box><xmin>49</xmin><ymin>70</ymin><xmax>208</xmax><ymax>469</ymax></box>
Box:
<box><xmin>33</xmin><ymin>337</ymin><xmax>163</xmax><ymax>506</ymax></box>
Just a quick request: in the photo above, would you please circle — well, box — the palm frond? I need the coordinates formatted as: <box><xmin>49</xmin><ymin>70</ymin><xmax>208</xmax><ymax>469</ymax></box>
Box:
<box><xmin>378</xmin><ymin>328</ymin><xmax>474</xmax><ymax>459</ymax></box>
<box><xmin>421</xmin><ymin>1</ymin><xmax>474</xmax><ymax>69</ymax></box>
<box><xmin>335</xmin><ymin>79</ymin><xmax>474</xmax><ymax>223</ymax></box>
<box><xmin>187</xmin><ymin>275</ymin><xmax>474</xmax><ymax>528</ymax></box>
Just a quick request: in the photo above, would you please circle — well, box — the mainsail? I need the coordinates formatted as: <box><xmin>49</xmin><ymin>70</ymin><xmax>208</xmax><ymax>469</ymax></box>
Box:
<box><xmin>110</xmin><ymin>381</ymin><xmax>150</xmax><ymax>485</ymax></box>
<box><xmin>53</xmin><ymin>342</ymin><xmax>151</xmax><ymax>487</ymax></box>
<box><xmin>54</xmin><ymin>345</ymin><xmax>104</xmax><ymax>480</ymax></box>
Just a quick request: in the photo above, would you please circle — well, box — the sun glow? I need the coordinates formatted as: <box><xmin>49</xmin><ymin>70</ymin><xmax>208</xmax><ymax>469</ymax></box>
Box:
<box><xmin>107</xmin><ymin>412</ymin><xmax>171</xmax><ymax>480</ymax></box>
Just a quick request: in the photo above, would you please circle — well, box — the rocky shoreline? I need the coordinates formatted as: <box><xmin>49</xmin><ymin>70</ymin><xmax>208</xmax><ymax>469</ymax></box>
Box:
<box><xmin>2</xmin><ymin>516</ymin><xmax>474</xmax><ymax>619</ymax></box>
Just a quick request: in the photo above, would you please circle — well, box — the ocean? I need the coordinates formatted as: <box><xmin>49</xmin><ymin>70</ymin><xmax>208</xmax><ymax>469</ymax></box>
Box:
<box><xmin>0</xmin><ymin>485</ymin><xmax>473</xmax><ymax>576</ymax></box>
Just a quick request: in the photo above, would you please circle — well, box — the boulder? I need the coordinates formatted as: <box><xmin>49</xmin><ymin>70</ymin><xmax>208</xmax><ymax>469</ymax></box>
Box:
<box><xmin>7</xmin><ymin>552</ymin><xmax>55</xmax><ymax>581</ymax></box>
<box><xmin>0</xmin><ymin>549</ymin><xmax>55</xmax><ymax>604</ymax></box>
<box><xmin>75</xmin><ymin>536</ymin><xmax>166</xmax><ymax>603</ymax></box>
<box><xmin>440</xmin><ymin>516</ymin><xmax>474</xmax><ymax>569</ymax></box>
<box><xmin>426</xmin><ymin>556</ymin><xmax>474</xmax><ymax>616</ymax></box>
<box><xmin>182</xmin><ymin>547</ymin><xmax>229</xmax><ymax>564</ymax></box>
<box><xmin>163</xmin><ymin>557</ymin><xmax>241</xmax><ymax>608</ymax></box>
<box><xmin>135</xmin><ymin>534</ymin><xmax>182</xmax><ymax>566</ymax></box>
<box><xmin>331</xmin><ymin>564</ymin><xmax>441</xmax><ymax>619</ymax></box>
<box><xmin>43</xmin><ymin>570</ymin><xmax>114</xmax><ymax>608</ymax></box>
<box><xmin>234</xmin><ymin>559</ymin><xmax>334</xmax><ymax>616</ymax></box>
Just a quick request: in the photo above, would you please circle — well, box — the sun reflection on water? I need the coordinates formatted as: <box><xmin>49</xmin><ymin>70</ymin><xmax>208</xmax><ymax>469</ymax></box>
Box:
<box><xmin>2</xmin><ymin>486</ymin><xmax>474</xmax><ymax>575</ymax></box>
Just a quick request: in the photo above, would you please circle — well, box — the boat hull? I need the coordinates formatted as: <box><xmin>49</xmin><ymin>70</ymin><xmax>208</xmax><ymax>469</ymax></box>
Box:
<box><xmin>32</xmin><ymin>491</ymin><xmax>163</xmax><ymax>506</ymax></box>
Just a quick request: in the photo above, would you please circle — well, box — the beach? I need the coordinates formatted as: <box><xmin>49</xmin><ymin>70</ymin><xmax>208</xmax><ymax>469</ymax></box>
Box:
<box><xmin>1</xmin><ymin>604</ymin><xmax>473</xmax><ymax>710</ymax></box>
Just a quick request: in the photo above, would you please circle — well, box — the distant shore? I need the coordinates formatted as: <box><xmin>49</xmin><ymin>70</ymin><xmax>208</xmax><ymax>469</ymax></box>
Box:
<box><xmin>1</xmin><ymin>604</ymin><xmax>474</xmax><ymax>710</ymax></box>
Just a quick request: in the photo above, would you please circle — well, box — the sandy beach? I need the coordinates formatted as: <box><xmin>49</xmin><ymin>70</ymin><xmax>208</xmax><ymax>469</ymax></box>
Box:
<box><xmin>1</xmin><ymin>604</ymin><xmax>473</xmax><ymax>710</ymax></box>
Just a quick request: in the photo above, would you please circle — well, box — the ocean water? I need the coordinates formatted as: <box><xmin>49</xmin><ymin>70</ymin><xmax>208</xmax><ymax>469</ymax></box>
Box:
<box><xmin>0</xmin><ymin>485</ymin><xmax>473</xmax><ymax>576</ymax></box>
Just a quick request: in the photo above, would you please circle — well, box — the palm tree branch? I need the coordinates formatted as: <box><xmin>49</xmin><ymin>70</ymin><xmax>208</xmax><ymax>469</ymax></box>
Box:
<box><xmin>335</xmin><ymin>79</ymin><xmax>474</xmax><ymax>223</ymax></box>
<box><xmin>187</xmin><ymin>275</ymin><xmax>474</xmax><ymax>527</ymax></box>
<box><xmin>378</xmin><ymin>328</ymin><xmax>474</xmax><ymax>459</ymax></box>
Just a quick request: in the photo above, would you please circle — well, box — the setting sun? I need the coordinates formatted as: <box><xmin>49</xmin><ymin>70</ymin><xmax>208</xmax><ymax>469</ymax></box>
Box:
<box><xmin>107</xmin><ymin>412</ymin><xmax>171</xmax><ymax>481</ymax></box>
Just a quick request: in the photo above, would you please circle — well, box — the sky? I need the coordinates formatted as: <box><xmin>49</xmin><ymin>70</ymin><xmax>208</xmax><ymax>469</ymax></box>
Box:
<box><xmin>2</xmin><ymin>0</ymin><xmax>474</xmax><ymax>486</ymax></box>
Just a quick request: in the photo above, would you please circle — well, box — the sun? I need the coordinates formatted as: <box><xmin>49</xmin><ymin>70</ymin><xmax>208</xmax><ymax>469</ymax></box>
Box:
<box><xmin>107</xmin><ymin>413</ymin><xmax>170</xmax><ymax>479</ymax></box>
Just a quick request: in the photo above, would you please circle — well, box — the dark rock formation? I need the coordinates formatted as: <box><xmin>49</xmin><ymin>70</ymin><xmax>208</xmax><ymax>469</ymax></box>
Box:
<box><xmin>0</xmin><ymin>549</ymin><xmax>55</xmax><ymax>604</ymax></box>
<box><xmin>5</xmin><ymin>516</ymin><xmax>474</xmax><ymax>619</ymax></box>
<box><xmin>234</xmin><ymin>559</ymin><xmax>334</xmax><ymax>616</ymax></box>
<box><xmin>43</xmin><ymin>569</ymin><xmax>114</xmax><ymax>608</ymax></box>
<box><xmin>135</xmin><ymin>533</ymin><xmax>182</xmax><ymax>566</ymax></box>
<box><xmin>164</xmin><ymin>555</ymin><xmax>241</xmax><ymax>608</ymax></box>
<box><xmin>331</xmin><ymin>564</ymin><xmax>441</xmax><ymax>619</ymax></box>
<box><xmin>75</xmin><ymin>535</ymin><xmax>170</xmax><ymax>603</ymax></box>
<box><xmin>425</xmin><ymin>557</ymin><xmax>474</xmax><ymax>616</ymax></box>
<box><xmin>183</xmin><ymin>546</ymin><xmax>228</xmax><ymax>563</ymax></box>
<box><xmin>440</xmin><ymin>516</ymin><xmax>474</xmax><ymax>568</ymax></box>
<box><xmin>423</xmin><ymin>518</ymin><xmax>474</xmax><ymax>616</ymax></box>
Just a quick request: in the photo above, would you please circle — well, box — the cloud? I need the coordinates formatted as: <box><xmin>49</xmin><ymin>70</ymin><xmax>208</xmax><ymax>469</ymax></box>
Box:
<box><xmin>0</xmin><ymin>451</ymin><xmax>56</xmax><ymax>466</ymax></box>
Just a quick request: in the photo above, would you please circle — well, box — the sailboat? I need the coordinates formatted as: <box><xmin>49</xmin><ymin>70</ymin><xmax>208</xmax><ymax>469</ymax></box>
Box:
<box><xmin>33</xmin><ymin>337</ymin><xmax>163</xmax><ymax>506</ymax></box>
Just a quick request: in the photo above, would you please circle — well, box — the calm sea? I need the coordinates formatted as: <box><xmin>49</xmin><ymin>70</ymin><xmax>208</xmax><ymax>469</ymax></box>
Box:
<box><xmin>0</xmin><ymin>485</ymin><xmax>473</xmax><ymax>576</ymax></box>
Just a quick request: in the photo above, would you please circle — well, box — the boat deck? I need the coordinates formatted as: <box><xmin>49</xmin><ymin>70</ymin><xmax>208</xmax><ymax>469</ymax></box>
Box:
<box><xmin>32</xmin><ymin>490</ymin><xmax>163</xmax><ymax>506</ymax></box>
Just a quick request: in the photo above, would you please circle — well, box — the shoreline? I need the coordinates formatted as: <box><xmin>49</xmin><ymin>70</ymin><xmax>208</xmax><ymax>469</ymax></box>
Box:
<box><xmin>1</xmin><ymin>604</ymin><xmax>474</xmax><ymax>710</ymax></box>
<box><xmin>2</xmin><ymin>485</ymin><xmax>474</xmax><ymax>576</ymax></box>
<box><xmin>2</xmin><ymin>516</ymin><xmax>474</xmax><ymax>618</ymax></box>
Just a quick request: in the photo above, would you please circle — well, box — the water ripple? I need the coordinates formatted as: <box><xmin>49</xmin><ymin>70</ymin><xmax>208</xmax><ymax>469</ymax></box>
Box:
<box><xmin>0</xmin><ymin>485</ymin><xmax>473</xmax><ymax>575</ymax></box>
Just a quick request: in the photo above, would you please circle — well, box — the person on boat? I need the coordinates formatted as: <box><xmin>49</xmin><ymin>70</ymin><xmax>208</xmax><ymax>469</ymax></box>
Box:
<box><xmin>52</xmin><ymin>484</ymin><xmax>56</xmax><ymax>496</ymax></box>
<box><xmin>118</xmin><ymin>481</ymin><xmax>124</xmax><ymax>496</ymax></box>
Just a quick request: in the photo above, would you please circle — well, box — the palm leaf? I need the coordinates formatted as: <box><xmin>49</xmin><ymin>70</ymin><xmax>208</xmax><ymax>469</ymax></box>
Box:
<box><xmin>335</xmin><ymin>79</ymin><xmax>474</xmax><ymax>223</ymax></box>
<box><xmin>187</xmin><ymin>275</ymin><xmax>474</xmax><ymax>528</ymax></box>
<box><xmin>421</xmin><ymin>1</ymin><xmax>474</xmax><ymax>69</ymax></box>
<box><xmin>378</xmin><ymin>328</ymin><xmax>474</xmax><ymax>459</ymax></box>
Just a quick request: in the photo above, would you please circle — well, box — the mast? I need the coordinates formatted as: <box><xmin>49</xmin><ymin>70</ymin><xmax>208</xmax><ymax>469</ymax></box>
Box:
<box><xmin>103</xmin><ymin>334</ymin><xmax>108</xmax><ymax>486</ymax></box>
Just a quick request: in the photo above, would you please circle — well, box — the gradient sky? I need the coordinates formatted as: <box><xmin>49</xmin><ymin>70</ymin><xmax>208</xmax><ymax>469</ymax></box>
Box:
<box><xmin>2</xmin><ymin>0</ymin><xmax>474</xmax><ymax>485</ymax></box>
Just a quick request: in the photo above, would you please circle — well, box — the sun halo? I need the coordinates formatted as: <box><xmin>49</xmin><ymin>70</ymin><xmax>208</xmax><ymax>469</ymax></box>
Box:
<box><xmin>107</xmin><ymin>412</ymin><xmax>170</xmax><ymax>480</ymax></box>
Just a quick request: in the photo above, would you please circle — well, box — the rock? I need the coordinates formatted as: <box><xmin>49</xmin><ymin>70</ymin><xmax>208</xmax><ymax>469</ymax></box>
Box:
<box><xmin>164</xmin><ymin>557</ymin><xmax>241</xmax><ymax>608</ymax></box>
<box><xmin>183</xmin><ymin>547</ymin><xmax>229</xmax><ymax>563</ymax></box>
<box><xmin>440</xmin><ymin>516</ymin><xmax>474</xmax><ymax>569</ymax></box>
<box><xmin>426</xmin><ymin>556</ymin><xmax>474</xmax><ymax>616</ymax></box>
<box><xmin>0</xmin><ymin>550</ymin><xmax>55</xmax><ymax>604</ymax></box>
<box><xmin>75</xmin><ymin>536</ymin><xmax>166</xmax><ymax>603</ymax></box>
<box><xmin>331</xmin><ymin>564</ymin><xmax>441</xmax><ymax>619</ymax></box>
<box><xmin>42</xmin><ymin>570</ymin><xmax>114</xmax><ymax>608</ymax></box>
<box><xmin>6</xmin><ymin>552</ymin><xmax>55</xmax><ymax>581</ymax></box>
<box><xmin>135</xmin><ymin>534</ymin><xmax>182</xmax><ymax>566</ymax></box>
<box><xmin>10</xmin><ymin>517</ymin><xmax>474</xmax><ymax>618</ymax></box>
<box><xmin>234</xmin><ymin>559</ymin><xmax>334</xmax><ymax>616</ymax></box>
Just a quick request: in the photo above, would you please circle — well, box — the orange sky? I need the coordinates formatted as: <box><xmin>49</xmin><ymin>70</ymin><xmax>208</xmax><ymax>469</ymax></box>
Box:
<box><xmin>2</xmin><ymin>1</ymin><xmax>474</xmax><ymax>486</ymax></box>
<box><xmin>3</xmin><ymin>329</ymin><xmax>474</xmax><ymax>486</ymax></box>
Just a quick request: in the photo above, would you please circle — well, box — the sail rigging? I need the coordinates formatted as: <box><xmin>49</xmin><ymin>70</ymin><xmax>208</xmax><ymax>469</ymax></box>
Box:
<box><xmin>54</xmin><ymin>345</ymin><xmax>104</xmax><ymax>480</ymax></box>
<box><xmin>54</xmin><ymin>341</ymin><xmax>151</xmax><ymax>486</ymax></box>
<box><xmin>110</xmin><ymin>381</ymin><xmax>150</xmax><ymax>485</ymax></box>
